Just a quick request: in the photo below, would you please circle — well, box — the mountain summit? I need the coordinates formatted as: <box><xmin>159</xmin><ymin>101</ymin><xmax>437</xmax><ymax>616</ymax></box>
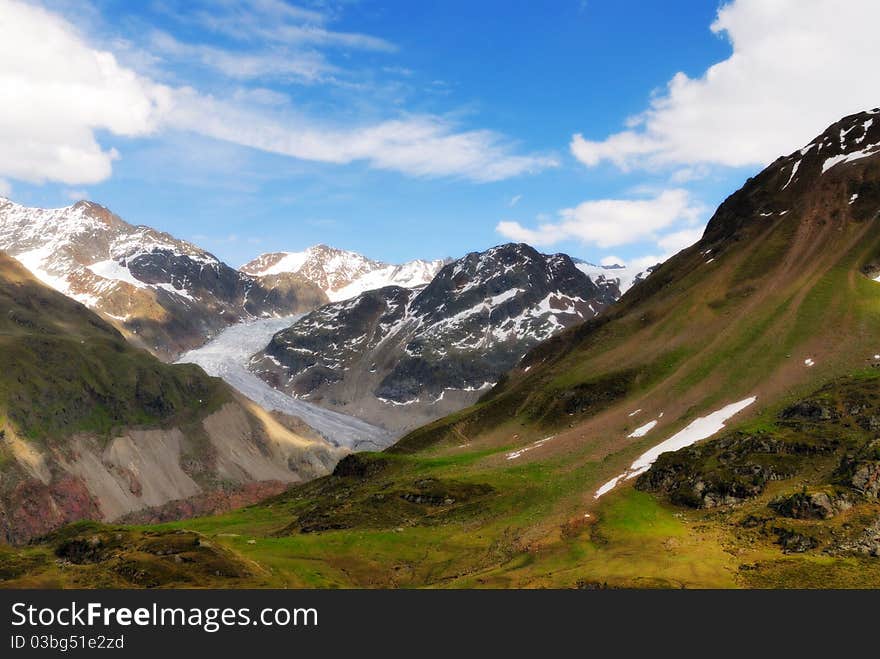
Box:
<box><xmin>241</xmin><ymin>244</ymin><xmax>448</xmax><ymax>302</ymax></box>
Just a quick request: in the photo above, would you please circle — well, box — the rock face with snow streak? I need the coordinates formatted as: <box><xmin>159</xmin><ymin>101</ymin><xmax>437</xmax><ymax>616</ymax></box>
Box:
<box><xmin>703</xmin><ymin>107</ymin><xmax>880</xmax><ymax>244</ymax></box>
<box><xmin>250</xmin><ymin>243</ymin><xmax>617</xmax><ymax>432</ymax></box>
<box><xmin>0</xmin><ymin>198</ymin><xmax>327</xmax><ymax>360</ymax></box>
<box><xmin>241</xmin><ymin>244</ymin><xmax>448</xmax><ymax>302</ymax></box>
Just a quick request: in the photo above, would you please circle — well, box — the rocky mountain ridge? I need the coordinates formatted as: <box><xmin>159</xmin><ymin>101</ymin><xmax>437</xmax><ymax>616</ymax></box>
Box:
<box><xmin>0</xmin><ymin>198</ymin><xmax>327</xmax><ymax>360</ymax></box>
<box><xmin>250</xmin><ymin>243</ymin><xmax>620</xmax><ymax>432</ymax></box>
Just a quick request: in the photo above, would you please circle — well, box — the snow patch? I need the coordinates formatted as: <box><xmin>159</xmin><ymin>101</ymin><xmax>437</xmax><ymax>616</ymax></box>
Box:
<box><xmin>822</xmin><ymin>143</ymin><xmax>880</xmax><ymax>173</ymax></box>
<box><xmin>781</xmin><ymin>159</ymin><xmax>801</xmax><ymax>190</ymax></box>
<box><xmin>628</xmin><ymin>419</ymin><xmax>658</xmax><ymax>438</ymax></box>
<box><xmin>506</xmin><ymin>435</ymin><xmax>556</xmax><ymax>460</ymax></box>
<box><xmin>594</xmin><ymin>397</ymin><xmax>757</xmax><ymax>499</ymax></box>
<box><xmin>87</xmin><ymin>259</ymin><xmax>147</xmax><ymax>289</ymax></box>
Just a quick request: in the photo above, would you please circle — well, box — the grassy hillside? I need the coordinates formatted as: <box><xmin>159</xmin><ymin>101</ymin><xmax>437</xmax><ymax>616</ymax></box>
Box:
<box><xmin>0</xmin><ymin>253</ymin><xmax>229</xmax><ymax>443</ymax></box>
<box><xmin>8</xmin><ymin>368</ymin><xmax>880</xmax><ymax>588</ymax></box>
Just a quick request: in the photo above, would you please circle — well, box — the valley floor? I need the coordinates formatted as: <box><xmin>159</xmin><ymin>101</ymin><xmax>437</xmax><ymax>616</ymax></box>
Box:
<box><xmin>5</xmin><ymin>387</ymin><xmax>880</xmax><ymax>589</ymax></box>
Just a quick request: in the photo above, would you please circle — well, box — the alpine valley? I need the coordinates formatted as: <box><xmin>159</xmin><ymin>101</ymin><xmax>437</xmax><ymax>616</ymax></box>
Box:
<box><xmin>3</xmin><ymin>109</ymin><xmax>880</xmax><ymax>589</ymax></box>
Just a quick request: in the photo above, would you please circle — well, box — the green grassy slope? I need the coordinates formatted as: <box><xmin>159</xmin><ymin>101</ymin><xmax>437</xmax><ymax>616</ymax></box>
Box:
<box><xmin>0</xmin><ymin>253</ymin><xmax>229</xmax><ymax>443</ymax></box>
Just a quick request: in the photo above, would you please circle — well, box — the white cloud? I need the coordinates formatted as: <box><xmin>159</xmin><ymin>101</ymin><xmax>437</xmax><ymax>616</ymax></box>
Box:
<box><xmin>600</xmin><ymin>255</ymin><xmax>624</xmax><ymax>267</ymax></box>
<box><xmin>657</xmin><ymin>227</ymin><xmax>703</xmax><ymax>253</ymax></box>
<box><xmin>0</xmin><ymin>0</ymin><xmax>555</xmax><ymax>186</ymax></box>
<box><xmin>496</xmin><ymin>189</ymin><xmax>703</xmax><ymax>249</ymax></box>
<box><xmin>166</xmin><ymin>90</ymin><xmax>558</xmax><ymax>182</ymax></box>
<box><xmin>178</xmin><ymin>0</ymin><xmax>396</xmax><ymax>52</ymax></box>
<box><xmin>572</xmin><ymin>0</ymin><xmax>880</xmax><ymax>171</ymax></box>
<box><xmin>508</xmin><ymin>194</ymin><xmax>522</xmax><ymax>207</ymax></box>
<box><xmin>0</xmin><ymin>178</ymin><xmax>10</xmax><ymax>197</ymax></box>
<box><xmin>149</xmin><ymin>30</ymin><xmax>335</xmax><ymax>83</ymax></box>
<box><xmin>65</xmin><ymin>189</ymin><xmax>88</xmax><ymax>201</ymax></box>
<box><xmin>0</xmin><ymin>0</ymin><xmax>171</xmax><ymax>184</ymax></box>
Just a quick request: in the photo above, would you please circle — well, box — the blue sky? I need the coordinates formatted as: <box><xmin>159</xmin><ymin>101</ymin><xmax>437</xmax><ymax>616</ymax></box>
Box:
<box><xmin>2</xmin><ymin>0</ymin><xmax>879</xmax><ymax>268</ymax></box>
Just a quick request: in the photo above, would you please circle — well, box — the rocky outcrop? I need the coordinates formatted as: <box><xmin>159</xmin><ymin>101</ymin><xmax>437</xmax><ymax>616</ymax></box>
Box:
<box><xmin>0</xmin><ymin>399</ymin><xmax>342</xmax><ymax>544</ymax></box>
<box><xmin>835</xmin><ymin>517</ymin><xmax>880</xmax><ymax>557</ymax></box>
<box><xmin>849</xmin><ymin>461</ymin><xmax>880</xmax><ymax>497</ymax></box>
<box><xmin>635</xmin><ymin>433</ymin><xmax>825</xmax><ymax>508</ymax></box>
<box><xmin>769</xmin><ymin>490</ymin><xmax>851</xmax><ymax>520</ymax></box>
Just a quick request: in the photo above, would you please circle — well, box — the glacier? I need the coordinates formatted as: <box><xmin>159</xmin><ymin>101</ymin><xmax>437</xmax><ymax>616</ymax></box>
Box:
<box><xmin>177</xmin><ymin>316</ymin><xmax>395</xmax><ymax>451</ymax></box>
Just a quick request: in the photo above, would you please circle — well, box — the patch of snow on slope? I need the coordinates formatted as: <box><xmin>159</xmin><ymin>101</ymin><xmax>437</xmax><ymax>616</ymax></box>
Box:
<box><xmin>856</xmin><ymin>118</ymin><xmax>874</xmax><ymax>144</ymax></box>
<box><xmin>506</xmin><ymin>435</ymin><xmax>556</xmax><ymax>460</ymax></box>
<box><xmin>594</xmin><ymin>396</ymin><xmax>757</xmax><ymax>499</ymax></box>
<box><xmin>628</xmin><ymin>419</ymin><xmax>658</xmax><ymax>438</ymax></box>
<box><xmin>87</xmin><ymin>260</ymin><xmax>147</xmax><ymax>289</ymax></box>
<box><xmin>822</xmin><ymin>142</ymin><xmax>880</xmax><ymax>173</ymax></box>
<box><xmin>781</xmin><ymin>159</ymin><xmax>801</xmax><ymax>189</ymax></box>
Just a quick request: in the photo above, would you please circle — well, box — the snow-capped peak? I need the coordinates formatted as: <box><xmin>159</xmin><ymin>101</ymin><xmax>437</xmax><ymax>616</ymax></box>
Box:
<box><xmin>0</xmin><ymin>197</ymin><xmax>220</xmax><ymax>306</ymax></box>
<box><xmin>0</xmin><ymin>197</ymin><xmax>324</xmax><ymax>359</ymax></box>
<box><xmin>241</xmin><ymin>244</ymin><xmax>448</xmax><ymax>302</ymax></box>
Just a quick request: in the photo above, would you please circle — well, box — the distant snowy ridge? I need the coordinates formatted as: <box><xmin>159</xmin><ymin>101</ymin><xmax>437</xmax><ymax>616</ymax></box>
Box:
<box><xmin>0</xmin><ymin>198</ymin><xmax>213</xmax><ymax>306</ymax></box>
<box><xmin>241</xmin><ymin>244</ymin><xmax>448</xmax><ymax>302</ymax></box>
<box><xmin>573</xmin><ymin>259</ymin><xmax>654</xmax><ymax>295</ymax></box>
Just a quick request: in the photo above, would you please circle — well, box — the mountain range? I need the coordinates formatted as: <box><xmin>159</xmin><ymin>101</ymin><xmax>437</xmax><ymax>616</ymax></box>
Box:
<box><xmin>250</xmin><ymin>243</ymin><xmax>619</xmax><ymax>432</ymax></box>
<box><xmin>0</xmin><ymin>198</ymin><xmax>327</xmax><ymax>360</ymax></box>
<box><xmin>2</xmin><ymin>109</ymin><xmax>879</xmax><ymax>588</ymax></box>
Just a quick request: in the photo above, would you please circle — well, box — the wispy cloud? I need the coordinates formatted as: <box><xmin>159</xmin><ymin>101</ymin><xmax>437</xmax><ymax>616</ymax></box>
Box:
<box><xmin>0</xmin><ymin>0</ymin><xmax>555</xmax><ymax>186</ymax></box>
<box><xmin>508</xmin><ymin>194</ymin><xmax>522</xmax><ymax>207</ymax></box>
<box><xmin>149</xmin><ymin>30</ymin><xmax>336</xmax><ymax>83</ymax></box>
<box><xmin>571</xmin><ymin>0</ymin><xmax>880</xmax><ymax>171</ymax></box>
<box><xmin>168</xmin><ymin>89</ymin><xmax>559</xmax><ymax>181</ymax></box>
<box><xmin>160</xmin><ymin>0</ymin><xmax>396</xmax><ymax>52</ymax></box>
